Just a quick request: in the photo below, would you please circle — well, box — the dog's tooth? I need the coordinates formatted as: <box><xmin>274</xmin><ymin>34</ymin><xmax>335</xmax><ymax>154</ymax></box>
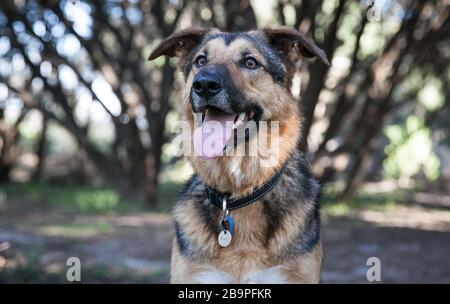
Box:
<box><xmin>194</xmin><ymin>112</ymin><xmax>202</xmax><ymax>125</ymax></box>
<box><xmin>234</xmin><ymin>119</ymin><xmax>244</xmax><ymax>128</ymax></box>
<box><xmin>201</xmin><ymin>109</ymin><xmax>207</xmax><ymax>124</ymax></box>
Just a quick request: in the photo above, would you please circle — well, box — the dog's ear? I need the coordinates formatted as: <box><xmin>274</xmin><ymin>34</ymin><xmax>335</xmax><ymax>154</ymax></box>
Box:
<box><xmin>148</xmin><ymin>27</ymin><xmax>210</xmax><ymax>61</ymax></box>
<box><xmin>263</xmin><ymin>27</ymin><xmax>330</xmax><ymax>66</ymax></box>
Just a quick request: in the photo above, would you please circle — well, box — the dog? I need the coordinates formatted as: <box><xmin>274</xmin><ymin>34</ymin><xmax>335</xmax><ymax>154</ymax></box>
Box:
<box><xmin>149</xmin><ymin>26</ymin><xmax>329</xmax><ymax>283</ymax></box>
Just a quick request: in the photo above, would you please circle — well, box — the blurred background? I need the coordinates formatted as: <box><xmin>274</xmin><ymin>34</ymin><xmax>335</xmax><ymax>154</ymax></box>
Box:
<box><xmin>0</xmin><ymin>0</ymin><xmax>449</xmax><ymax>283</ymax></box>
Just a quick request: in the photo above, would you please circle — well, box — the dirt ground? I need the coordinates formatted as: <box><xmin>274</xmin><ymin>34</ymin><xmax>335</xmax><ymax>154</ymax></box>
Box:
<box><xmin>1</xmin><ymin>199</ymin><xmax>449</xmax><ymax>283</ymax></box>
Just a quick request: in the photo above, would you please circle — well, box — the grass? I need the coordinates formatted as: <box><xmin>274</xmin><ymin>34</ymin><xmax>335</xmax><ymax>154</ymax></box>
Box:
<box><xmin>0</xmin><ymin>181</ymin><xmax>183</xmax><ymax>214</ymax></box>
<box><xmin>37</xmin><ymin>222</ymin><xmax>113</xmax><ymax>238</ymax></box>
<box><xmin>0</xmin><ymin>180</ymin><xmax>411</xmax><ymax>217</ymax></box>
<box><xmin>0</xmin><ymin>182</ymin><xmax>142</xmax><ymax>213</ymax></box>
<box><xmin>321</xmin><ymin>188</ymin><xmax>405</xmax><ymax>216</ymax></box>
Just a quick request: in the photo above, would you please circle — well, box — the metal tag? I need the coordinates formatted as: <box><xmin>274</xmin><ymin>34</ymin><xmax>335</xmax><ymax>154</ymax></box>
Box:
<box><xmin>218</xmin><ymin>230</ymin><xmax>232</xmax><ymax>247</ymax></box>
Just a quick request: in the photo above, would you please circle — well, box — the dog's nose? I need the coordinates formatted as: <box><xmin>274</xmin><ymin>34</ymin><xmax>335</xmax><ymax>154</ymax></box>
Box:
<box><xmin>192</xmin><ymin>72</ymin><xmax>222</xmax><ymax>98</ymax></box>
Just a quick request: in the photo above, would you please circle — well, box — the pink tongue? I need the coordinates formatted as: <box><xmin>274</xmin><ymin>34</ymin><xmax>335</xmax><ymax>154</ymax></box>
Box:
<box><xmin>193</xmin><ymin>109</ymin><xmax>236</xmax><ymax>159</ymax></box>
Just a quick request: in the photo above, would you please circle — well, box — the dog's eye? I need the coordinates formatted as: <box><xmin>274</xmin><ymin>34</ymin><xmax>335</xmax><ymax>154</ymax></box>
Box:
<box><xmin>243</xmin><ymin>57</ymin><xmax>259</xmax><ymax>69</ymax></box>
<box><xmin>195</xmin><ymin>55</ymin><xmax>207</xmax><ymax>67</ymax></box>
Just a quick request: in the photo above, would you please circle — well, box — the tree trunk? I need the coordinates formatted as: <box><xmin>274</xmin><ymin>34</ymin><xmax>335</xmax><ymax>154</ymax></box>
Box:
<box><xmin>298</xmin><ymin>0</ymin><xmax>346</xmax><ymax>152</ymax></box>
<box><xmin>32</xmin><ymin>111</ymin><xmax>48</xmax><ymax>181</ymax></box>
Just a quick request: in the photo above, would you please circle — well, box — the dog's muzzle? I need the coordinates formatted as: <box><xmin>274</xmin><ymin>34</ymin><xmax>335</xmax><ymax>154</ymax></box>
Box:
<box><xmin>190</xmin><ymin>65</ymin><xmax>260</xmax><ymax>159</ymax></box>
<box><xmin>191</xmin><ymin>65</ymin><xmax>233</xmax><ymax>114</ymax></box>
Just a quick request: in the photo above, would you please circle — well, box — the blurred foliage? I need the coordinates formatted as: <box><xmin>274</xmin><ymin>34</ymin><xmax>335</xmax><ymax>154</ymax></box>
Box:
<box><xmin>384</xmin><ymin>116</ymin><xmax>440</xmax><ymax>182</ymax></box>
<box><xmin>0</xmin><ymin>0</ymin><xmax>449</xmax><ymax>205</ymax></box>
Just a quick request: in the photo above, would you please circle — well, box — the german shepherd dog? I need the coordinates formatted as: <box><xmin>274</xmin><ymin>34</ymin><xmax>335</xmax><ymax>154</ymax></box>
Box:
<box><xmin>149</xmin><ymin>26</ymin><xmax>329</xmax><ymax>283</ymax></box>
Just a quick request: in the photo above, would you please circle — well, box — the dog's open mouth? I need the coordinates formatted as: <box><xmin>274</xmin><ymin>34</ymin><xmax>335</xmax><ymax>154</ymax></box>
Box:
<box><xmin>193</xmin><ymin>106</ymin><xmax>257</xmax><ymax>159</ymax></box>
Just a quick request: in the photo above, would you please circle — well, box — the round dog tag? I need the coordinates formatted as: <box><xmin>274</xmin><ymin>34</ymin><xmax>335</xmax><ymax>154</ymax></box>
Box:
<box><xmin>218</xmin><ymin>230</ymin><xmax>232</xmax><ymax>247</ymax></box>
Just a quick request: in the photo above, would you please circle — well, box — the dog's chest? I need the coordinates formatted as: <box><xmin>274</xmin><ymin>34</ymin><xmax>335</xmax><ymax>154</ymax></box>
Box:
<box><xmin>212</xmin><ymin>210</ymin><xmax>289</xmax><ymax>282</ymax></box>
<box><xmin>193</xmin><ymin>264</ymin><xmax>288</xmax><ymax>284</ymax></box>
<box><xmin>194</xmin><ymin>205</ymin><xmax>287</xmax><ymax>283</ymax></box>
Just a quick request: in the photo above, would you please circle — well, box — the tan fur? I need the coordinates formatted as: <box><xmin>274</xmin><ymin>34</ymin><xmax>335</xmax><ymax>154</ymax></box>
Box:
<box><xmin>184</xmin><ymin>37</ymin><xmax>301</xmax><ymax>195</ymax></box>
<box><xmin>281</xmin><ymin>244</ymin><xmax>323</xmax><ymax>283</ymax></box>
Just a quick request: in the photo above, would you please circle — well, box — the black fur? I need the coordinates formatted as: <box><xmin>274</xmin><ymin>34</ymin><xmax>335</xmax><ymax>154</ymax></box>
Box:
<box><xmin>262</xmin><ymin>152</ymin><xmax>321</xmax><ymax>258</ymax></box>
<box><xmin>203</xmin><ymin>32</ymin><xmax>238</xmax><ymax>46</ymax></box>
<box><xmin>175</xmin><ymin>175</ymin><xmax>218</xmax><ymax>260</ymax></box>
<box><xmin>175</xmin><ymin>151</ymin><xmax>321</xmax><ymax>261</ymax></box>
<box><xmin>175</xmin><ymin>221</ymin><xmax>189</xmax><ymax>255</ymax></box>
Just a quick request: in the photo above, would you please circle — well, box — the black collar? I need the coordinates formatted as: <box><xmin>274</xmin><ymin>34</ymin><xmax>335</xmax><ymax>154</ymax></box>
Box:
<box><xmin>206</xmin><ymin>165</ymin><xmax>286</xmax><ymax>211</ymax></box>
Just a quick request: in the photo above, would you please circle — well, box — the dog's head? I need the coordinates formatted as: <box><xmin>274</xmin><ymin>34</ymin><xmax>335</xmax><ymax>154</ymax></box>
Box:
<box><xmin>149</xmin><ymin>27</ymin><xmax>328</xmax><ymax>189</ymax></box>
